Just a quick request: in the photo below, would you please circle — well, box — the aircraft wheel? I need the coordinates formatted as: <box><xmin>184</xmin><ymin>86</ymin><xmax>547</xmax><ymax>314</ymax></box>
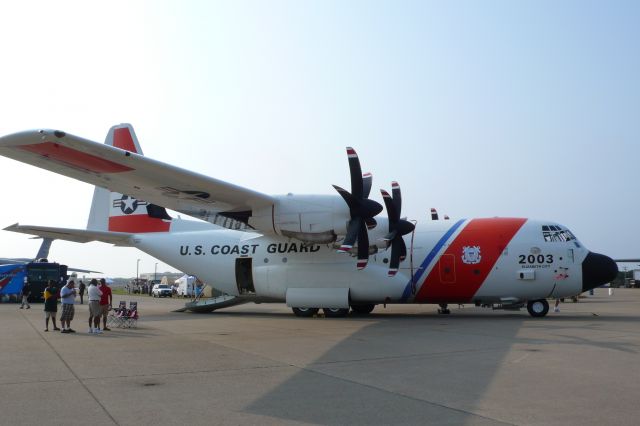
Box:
<box><xmin>526</xmin><ymin>299</ymin><xmax>549</xmax><ymax>317</ymax></box>
<box><xmin>323</xmin><ymin>308</ymin><xmax>350</xmax><ymax>318</ymax></box>
<box><xmin>292</xmin><ymin>307</ymin><xmax>319</xmax><ymax>317</ymax></box>
<box><xmin>350</xmin><ymin>304</ymin><xmax>375</xmax><ymax>315</ymax></box>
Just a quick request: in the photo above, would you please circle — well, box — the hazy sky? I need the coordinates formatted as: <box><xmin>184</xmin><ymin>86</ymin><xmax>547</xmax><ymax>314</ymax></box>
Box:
<box><xmin>1</xmin><ymin>0</ymin><xmax>639</xmax><ymax>278</ymax></box>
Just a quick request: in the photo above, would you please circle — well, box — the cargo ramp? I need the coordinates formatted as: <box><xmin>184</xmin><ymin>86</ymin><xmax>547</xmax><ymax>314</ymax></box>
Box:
<box><xmin>174</xmin><ymin>295</ymin><xmax>249</xmax><ymax>313</ymax></box>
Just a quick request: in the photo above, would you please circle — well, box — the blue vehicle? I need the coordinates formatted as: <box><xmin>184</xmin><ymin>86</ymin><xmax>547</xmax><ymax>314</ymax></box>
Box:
<box><xmin>0</xmin><ymin>261</ymin><xmax>68</xmax><ymax>303</ymax></box>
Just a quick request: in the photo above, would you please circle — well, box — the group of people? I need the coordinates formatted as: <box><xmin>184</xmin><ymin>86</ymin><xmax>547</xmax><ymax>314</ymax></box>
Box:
<box><xmin>37</xmin><ymin>278</ymin><xmax>113</xmax><ymax>334</ymax></box>
<box><xmin>125</xmin><ymin>281</ymin><xmax>154</xmax><ymax>295</ymax></box>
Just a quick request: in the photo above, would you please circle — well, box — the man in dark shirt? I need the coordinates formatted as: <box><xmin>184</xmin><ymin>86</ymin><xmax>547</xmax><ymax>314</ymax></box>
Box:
<box><xmin>78</xmin><ymin>280</ymin><xmax>86</xmax><ymax>304</ymax></box>
<box><xmin>20</xmin><ymin>278</ymin><xmax>31</xmax><ymax>309</ymax></box>
<box><xmin>44</xmin><ymin>280</ymin><xmax>60</xmax><ymax>331</ymax></box>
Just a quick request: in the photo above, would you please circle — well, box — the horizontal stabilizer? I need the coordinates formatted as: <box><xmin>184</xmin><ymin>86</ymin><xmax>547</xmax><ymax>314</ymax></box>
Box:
<box><xmin>4</xmin><ymin>223</ymin><xmax>133</xmax><ymax>246</ymax></box>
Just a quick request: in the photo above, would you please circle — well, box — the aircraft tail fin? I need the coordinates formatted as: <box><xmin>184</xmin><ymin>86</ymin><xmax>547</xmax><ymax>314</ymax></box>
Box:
<box><xmin>34</xmin><ymin>237</ymin><xmax>54</xmax><ymax>260</ymax></box>
<box><xmin>86</xmin><ymin>124</ymin><xmax>172</xmax><ymax>233</ymax></box>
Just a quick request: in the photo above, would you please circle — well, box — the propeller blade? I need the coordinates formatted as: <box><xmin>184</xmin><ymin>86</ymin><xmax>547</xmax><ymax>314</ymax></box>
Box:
<box><xmin>365</xmin><ymin>217</ymin><xmax>377</xmax><ymax>230</ymax></box>
<box><xmin>388</xmin><ymin>237</ymin><xmax>403</xmax><ymax>276</ymax></box>
<box><xmin>361</xmin><ymin>198</ymin><xmax>383</xmax><ymax>218</ymax></box>
<box><xmin>399</xmin><ymin>237</ymin><xmax>407</xmax><ymax>261</ymax></box>
<box><xmin>391</xmin><ymin>181</ymin><xmax>402</xmax><ymax>216</ymax></box>
<box><xmin>362</xmin><ymin>172</ymin><xmax>372</xmax><ymax>199</ymax></box>
<box><xmin>346</xmin><ymin>147</ymin><xmax>363</xmax><ymax>200</ymax></box>
<box><xmin>431</xmin><ymin>208</ymin><xmax>439</xmax><ymax>220</ymax></box>
<box><xmin>332</xmin><ymin>185</ymin><xmax>356</xmax><ymax>211</ymax></box>
<box><xmin>356</xmin><ymin>219</ymin><xmax>369</xmax><ymax>270</ymax></box>
<box><xmin>338</xmin><ymin>217</ymin><xmax>361</xmax><ymax>253</ymax></box>
<box><xmin>397</xmin><ymin>219</ymin><xmax>415</xmax><ymax>236</ymax></box>
<box><xmin>380</xmin><ymin>189</ymin><xmax>399</xmax><ymax>224</ymax></box>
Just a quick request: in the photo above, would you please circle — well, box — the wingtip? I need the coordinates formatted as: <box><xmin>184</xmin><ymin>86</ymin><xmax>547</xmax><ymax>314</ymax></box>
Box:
<box><xmin>4</xmin><ymin>222</ymin><xmax>19</xmax><ymax>231</ymax></box>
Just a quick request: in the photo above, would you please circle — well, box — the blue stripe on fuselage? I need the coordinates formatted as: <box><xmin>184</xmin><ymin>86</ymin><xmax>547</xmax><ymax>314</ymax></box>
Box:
<box><xmin>401</xmin><ymin>219</ymin><xmax>466</xmax><ymax>302</ymax></box>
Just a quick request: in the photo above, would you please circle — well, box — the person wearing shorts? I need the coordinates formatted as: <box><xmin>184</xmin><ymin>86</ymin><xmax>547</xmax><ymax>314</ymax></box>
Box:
<box><xmin>98</xmin><ymin>278</ymin><xmax>113</xmax><ymax>331</ymax></box>
<box><xmin>43</xmin><ymin>280</ymin><xmax>60</xmax><ymax>332</ymax></box>
<box><xmin>59</xmin><ymin>280</ymin><xmax>77</xmax><ymax>333</ymax></box>
<box><xmin>87</xmin><ymin>279</ymin><xmax>103</xmax><ymax>334</ymax></box>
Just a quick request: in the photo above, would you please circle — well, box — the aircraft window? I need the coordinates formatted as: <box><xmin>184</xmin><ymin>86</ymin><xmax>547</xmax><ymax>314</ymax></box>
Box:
<box><xmin>542</xmin><ymin>225</ymin><xmax>575</xmax><ymax>243</ymax></box>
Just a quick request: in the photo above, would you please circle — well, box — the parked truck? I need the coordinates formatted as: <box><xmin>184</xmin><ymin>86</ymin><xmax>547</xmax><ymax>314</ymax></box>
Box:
<box><xmin>176</xmin><ymin>275</ymin><xmax>196</xmax><ymax>297</ymax></box>
<box><xmin>0</xmin><ymin>261</ymin><xmax>68</xmax><ymax>302</ymax></box>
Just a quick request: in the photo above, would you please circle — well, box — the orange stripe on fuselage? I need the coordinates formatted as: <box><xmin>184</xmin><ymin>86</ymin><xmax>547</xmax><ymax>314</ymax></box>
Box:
<box><xmin>108</xmin><ymin>215</ymin><xmax>170</xmax><ymax>233</ymax></box>
<box><xmin>415</xmin><ymin>218</ymin><xmax>527</xmax><ymax>303</ymax></box>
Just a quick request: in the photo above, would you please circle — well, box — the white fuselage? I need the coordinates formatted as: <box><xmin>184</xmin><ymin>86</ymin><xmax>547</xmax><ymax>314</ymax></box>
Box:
<box><xmin>132</xmin><ymin>217</ymin><xmax>587</xmax><ymax>305</ymax></box>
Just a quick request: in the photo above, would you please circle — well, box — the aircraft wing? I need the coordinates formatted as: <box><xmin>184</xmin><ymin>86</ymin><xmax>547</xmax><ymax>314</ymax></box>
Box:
<box><xmin>0</xmin><ymin>257</ymin><xmax>32</xmax><ymax>265</ymax></box>
<box><xmin>0</xmin><ymin>129</ymin><xmax>275</xmax><ymax>224</ymax></box>
<box><xmin>4</xmin><ymin>223</ymin><xmax>133</xmax><ymax>246</ymax></box>
<box><xmin>67</xmin><ymin>266</ymin><xmax>102</xmax><ymax>274</ymax></box>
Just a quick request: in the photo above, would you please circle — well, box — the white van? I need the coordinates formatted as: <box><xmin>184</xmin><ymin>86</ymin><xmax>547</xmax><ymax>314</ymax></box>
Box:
<box><xmin>176</xmin><ymin>275</ymin><xmax>196</xmax><ymax>297</ymax></box>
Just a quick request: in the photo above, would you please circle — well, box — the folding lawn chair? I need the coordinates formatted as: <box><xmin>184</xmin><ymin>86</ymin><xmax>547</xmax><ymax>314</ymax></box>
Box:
<box><xmin>107</xmin><ymin>301</ymin><xmax>127</xmax><ymax>328</ymax></box>
<box><xmin>122</xmin><ymin>301</ymin><xmax>138</xmax><ymax>328</ymax></box>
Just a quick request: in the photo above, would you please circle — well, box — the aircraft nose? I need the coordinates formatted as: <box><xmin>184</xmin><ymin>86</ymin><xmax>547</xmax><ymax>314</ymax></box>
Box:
<box><xmin>582</xmin><ymin>252</ymin><xmax>618</xmax><ymax>292</ymax></box>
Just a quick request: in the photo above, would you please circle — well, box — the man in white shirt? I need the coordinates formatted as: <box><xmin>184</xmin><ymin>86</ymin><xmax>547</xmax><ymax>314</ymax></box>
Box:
<box><xmin>59</xmin><ymin>280</ymin><xmax>77</xmax><ymax>333</ymax></box>
<box><xmin>87</xmin><ymin>279</ymin><xmax>103</xmax><ymax>334</ymax></box>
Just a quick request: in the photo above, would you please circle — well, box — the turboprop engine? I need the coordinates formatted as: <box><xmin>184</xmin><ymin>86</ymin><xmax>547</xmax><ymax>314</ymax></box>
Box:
<box><xmin>249</xmin><ymin>193</ymin><xmax>349</xmax><ymax>244</ymax></box>
<box><xmin>248</xmin><ymin>147</ymin><xmax>408</xmax><ymax>273</ymax></box>
<box><xmin>249</xmin><ymin>193</ymin><xmax>392</xmax><ymax>246</ymax></box>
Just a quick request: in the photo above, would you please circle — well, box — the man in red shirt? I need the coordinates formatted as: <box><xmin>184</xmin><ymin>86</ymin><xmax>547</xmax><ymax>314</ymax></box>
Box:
<box><xmin>99</xmin><ymin>278</ymin><xmax>113</xmax><ymax>331</ymax></box>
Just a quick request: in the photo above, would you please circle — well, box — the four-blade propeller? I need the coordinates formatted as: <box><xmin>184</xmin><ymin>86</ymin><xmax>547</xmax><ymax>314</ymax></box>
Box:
<box><xmin>333</xmin><ymin>147</ymin><xmax>383</xmax><ymax>270</ymax></box>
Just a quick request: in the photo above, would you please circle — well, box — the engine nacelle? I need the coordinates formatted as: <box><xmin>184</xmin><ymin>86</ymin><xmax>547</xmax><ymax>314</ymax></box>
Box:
<box><xmin>249</xmin><ymin>194</ymin><xmax>395</xmax><ymax>247</ymax></box>
<box><xmin>249</xmin><ymin>194</ymin><xmax>350</xmax><ymax>243</ymax></box>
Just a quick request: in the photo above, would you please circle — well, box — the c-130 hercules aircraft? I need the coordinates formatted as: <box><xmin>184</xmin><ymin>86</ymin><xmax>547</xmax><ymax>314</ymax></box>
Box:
<box><xmin>0</xmin><ymin>124</ymin><xmax>617</xmax><ymax>317</ymax></box>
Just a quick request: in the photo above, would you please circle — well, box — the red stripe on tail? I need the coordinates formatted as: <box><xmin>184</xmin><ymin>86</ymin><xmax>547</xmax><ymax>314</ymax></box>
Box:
<box><xmin>108</xmin><ymin>215</ymin><xmax>170</xmax><ymax>233</ymax></box>
<box><xmin>113</xmin><ymin>127</ymin><xmax>137</xmax><ymax>153</ymax></box>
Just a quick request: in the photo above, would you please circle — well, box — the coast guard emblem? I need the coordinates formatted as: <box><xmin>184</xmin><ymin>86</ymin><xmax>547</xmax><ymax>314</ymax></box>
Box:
<box><xmin>462</xmin><ymin>246</ymin><xmax>482</xmax><ymax>264</ymax></box>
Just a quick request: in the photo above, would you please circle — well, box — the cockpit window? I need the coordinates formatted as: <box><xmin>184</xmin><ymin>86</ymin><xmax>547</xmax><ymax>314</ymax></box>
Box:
<box><xmin>542</xmin><ymin>225</ymin><xmax>576</xmax><ymax>242</ymax></box>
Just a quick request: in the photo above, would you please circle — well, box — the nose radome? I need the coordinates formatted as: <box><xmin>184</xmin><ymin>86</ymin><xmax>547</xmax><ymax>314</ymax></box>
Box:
<box><xmin>582</xmin><ymin>252</ymin><xmax>618</xmax><ymax>292</ymax></box>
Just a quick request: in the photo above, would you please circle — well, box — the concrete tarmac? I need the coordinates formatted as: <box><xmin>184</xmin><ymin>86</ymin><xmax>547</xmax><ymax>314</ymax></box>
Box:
<box><xmin>1</xmin><ymin>288</ymin><xmax>639</xmax><ymax>426</ymax></box>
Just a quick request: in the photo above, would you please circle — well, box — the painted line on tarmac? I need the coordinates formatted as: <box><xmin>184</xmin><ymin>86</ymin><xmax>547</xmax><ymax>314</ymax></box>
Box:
<box><xmin>22</xmin><ymin>311</ymin><xmax>120</xmax><ymax>426</ymax></box>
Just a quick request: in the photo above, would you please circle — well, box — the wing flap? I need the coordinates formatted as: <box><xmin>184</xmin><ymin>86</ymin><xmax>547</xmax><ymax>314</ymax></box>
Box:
<box><xmin>0</xmin><ymin>129</ymin><xmax>274</xmax><ymax>223</ymax></box>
